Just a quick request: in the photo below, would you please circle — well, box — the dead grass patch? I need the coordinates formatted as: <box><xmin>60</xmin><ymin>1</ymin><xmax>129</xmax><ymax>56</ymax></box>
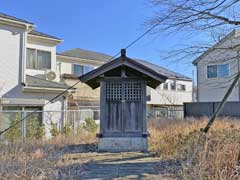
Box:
<box><xmin>1</xmin><ymin>118</ymin><xmax>240</xmax><ymax>179</ymax></box>
<box><xmin>148</xmin><ymin>117</ymin><xmax>240</xmax><ymax>179</ymax></box>
<box><xmin>0</xmin><ymin>129</ymin><xmax>97</xmax><ymax>180</ymax></box>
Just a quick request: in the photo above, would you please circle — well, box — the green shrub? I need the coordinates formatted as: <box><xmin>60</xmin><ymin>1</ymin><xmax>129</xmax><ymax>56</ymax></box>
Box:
<box><xmin>4</xmin><ymin>112</ymin><xmax>45</xmax><ymax>142</ymax></box>
<box><xmin>63</xmin><ymin>123</ymin><xmax>72</xmax><ymax>136</ymax></box>
<box><xmin>50</xmin><ymin>123</ymin><xmax>73</xmax><ymax>137</ymax></box>
<box><xmin>83</xmin><ymin>118</ymin><xmax>98</xmax><ymax>133</ymax></box>
<box><xmin>5</xmin><ymin>112</ymin><xmax>22</xmax><ymax>142</ymax></box>
<box><xmin>50</xmin><ymin>123</ymin><xmax>59</xmax><ymax>137</ymax></box>
<box><xmin>26</xmin><ymin>115</ymin><xmax>45</xmax><ymax>140</ymax></box>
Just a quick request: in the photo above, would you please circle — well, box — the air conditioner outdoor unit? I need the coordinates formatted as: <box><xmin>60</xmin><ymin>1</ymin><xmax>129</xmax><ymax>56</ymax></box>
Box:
<box><xmin>45</xmin><ymin>70</ymin><xmax>57</xmax><ymax>81</ymax></box>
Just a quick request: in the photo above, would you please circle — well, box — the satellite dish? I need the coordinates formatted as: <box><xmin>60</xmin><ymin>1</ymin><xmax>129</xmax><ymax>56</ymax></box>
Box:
<box><xmin>46</xmin><ymin>70</ymin><xmax>56</xmax><ymax>81</ymax></box>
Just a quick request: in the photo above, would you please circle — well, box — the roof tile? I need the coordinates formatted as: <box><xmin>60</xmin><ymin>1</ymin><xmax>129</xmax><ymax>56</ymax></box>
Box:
<box><xmin>61</xmin><ymin>48</ymin><xmax>112</xmax><ymax>62</ymax></box>
<box><xmin>26</xmin><ymin>75</ymin><xmax>71</xmax><ymax>89</ymax></box>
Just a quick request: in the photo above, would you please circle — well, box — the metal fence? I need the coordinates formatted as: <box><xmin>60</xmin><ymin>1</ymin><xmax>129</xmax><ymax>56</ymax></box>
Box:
<box><xmin>0</xmin><ymin>105</ymin><xmax>185</xmax><ymax>142</ymax></box>
<box><xmin>147</xmin><ymin>107</ymin><xmax>184</xmax><ymax>119</ymax></box>
<box><xmin>0</xmin><ymin>108</ymin><xmax>100</xmax><ymax>142</ymax></box>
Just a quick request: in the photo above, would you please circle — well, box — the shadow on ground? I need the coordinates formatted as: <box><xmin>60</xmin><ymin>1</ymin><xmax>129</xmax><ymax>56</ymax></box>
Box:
<box><xmin>57</xmin><ymin>149</ymin><xmax>181</xmax><ymax>180</ymax></box>
<box><xmin>62</xmin><ymin>143</ymin><xmax>97</xmax><ymax>153</ymax></box>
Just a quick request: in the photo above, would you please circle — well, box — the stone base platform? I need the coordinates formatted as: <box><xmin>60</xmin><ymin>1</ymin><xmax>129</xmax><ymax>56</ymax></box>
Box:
<box><xmin>98</xmin><ymin>137</ymin><xmax>148</xmax><ymax>152</ymax></box>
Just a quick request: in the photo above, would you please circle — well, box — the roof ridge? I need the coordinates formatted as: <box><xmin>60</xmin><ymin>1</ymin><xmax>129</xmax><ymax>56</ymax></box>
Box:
<box><xmin>0</xmin><ymin>12</ymin><xmax>34</xmax><ymax>25</ymax></box>
<box><xmin>63</xmin><ymin>48</ymin><xmax>112</xmax><ymax>57</ymax></box>
<box><xmin>60</xmin><ymin>48</ymin><xmax>112</xmax><ymax>62</ymax></box>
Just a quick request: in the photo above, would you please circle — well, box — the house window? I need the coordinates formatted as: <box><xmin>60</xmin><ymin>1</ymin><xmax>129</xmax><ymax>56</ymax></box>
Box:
<box><xmin>163</xmin><ymin>83</ymin><xmax>168</xmax><ymax>90</ymax></box>
<box><xmin>218</xmin><ymin>64</ymin><xmax>229</xmax><ymax>77</ymax></box>
<box><xmin>2</xmin><ymin>106</ymin><xmax>43</xmax><ymax>124</ymax></box>
<box><xmin>207</xmin><ymin>65</ymin><xmax>217</xmax><ymax>78</ymax></box>
<box><xmin>2</xmin><ymin>106</ymin><xmax>43</xmax><ymax>139</ymax></box>
<box><xmin>73</xmin><ymin>64</ymin><xmax>94</xmax><ymax>76</ymax></box>
<box><xmin>2</xmin><ymin>106</ymin><xmax>22</xmax><ymax>111</ymax></box>
<box><xmin>73</xmin><ymin>64</ymin><xmax>84</xmax><ymax>76</ymax></box>
<box><xmin>207</xmin><ymin>64</ymin><xmax>229</xmax><ymax>78</ymax></box>
<box><xmin>84</xmin><ymin>66</ymin><xmax>94</xmax><ymax>73</ymax></box>
<box><xmin>26</xmin><ymin>48</ymin><xmax>51</xmax><ymax>70</ymax></box>
<box><xmin>177</xmin><ymin>84</ymin><xmax>186</xmax><ymax>91</ymax></box>
<box><xmin>170</xmin><ymin>83</ymin><xmax>176</xmax><ymax>90</ymax></box>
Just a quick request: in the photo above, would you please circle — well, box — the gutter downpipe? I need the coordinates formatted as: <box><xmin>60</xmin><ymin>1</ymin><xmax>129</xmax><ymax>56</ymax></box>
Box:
<box><xmin>21</xmin><ymin>29</ymin><xmax>26</xmax><ymax>84</ymax></box>
<box><xmin>22</xmin><ymin>25</ymin><xmax>35</xmax><ymax>85</ymax></box>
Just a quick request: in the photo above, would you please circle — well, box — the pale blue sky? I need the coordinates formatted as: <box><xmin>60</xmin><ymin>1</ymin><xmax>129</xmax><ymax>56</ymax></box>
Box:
<box><xmin>0</xmin><ymin>0</ymin><xmax>196</xmax><ymax>77</ymax></box>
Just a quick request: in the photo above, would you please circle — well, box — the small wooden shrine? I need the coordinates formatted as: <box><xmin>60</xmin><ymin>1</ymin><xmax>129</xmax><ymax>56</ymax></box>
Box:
<box><xmin>80</xmin><ymin>49</ymin><xmax>167</xmax><ymax>152</ymax></box>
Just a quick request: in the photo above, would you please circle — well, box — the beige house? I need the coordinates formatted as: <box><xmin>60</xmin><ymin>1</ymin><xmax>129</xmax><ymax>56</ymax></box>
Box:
<box><xmin>56</xmin><ymin>49</ymin><xmax>110</xmax><ymax>109</ymax></box>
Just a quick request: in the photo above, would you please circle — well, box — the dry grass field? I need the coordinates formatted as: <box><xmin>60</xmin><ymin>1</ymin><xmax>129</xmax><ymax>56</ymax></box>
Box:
<box><xmin>1</xmin><ymin>118</ymin><xmax>240</xmax><ymax>179</ymax></box>
<box><xmin>149</xmin><ymin>118</ymin><xmax>240</xmax><ymax>179</ymax></box>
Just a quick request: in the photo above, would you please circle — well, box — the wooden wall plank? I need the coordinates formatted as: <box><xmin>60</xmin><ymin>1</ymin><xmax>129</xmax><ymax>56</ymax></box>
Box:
<box><xmin>100</xmin><ymin>79</ymin><xmax>147</xmax><ymax>137</ymax></box>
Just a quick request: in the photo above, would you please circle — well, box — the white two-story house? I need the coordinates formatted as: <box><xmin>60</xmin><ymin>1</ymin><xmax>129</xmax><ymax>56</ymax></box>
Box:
<box><xmin>146</xmin><ymin>66</ymin><xmax>192</xmax><ymax>118</ymax></box>
<box><xmin>0</xmin><ymin>13</ymin><xmax>72</xmax><ymax>136</ymax></box>
<box><xmin>193</xmin><ymin>30</ymin><xmax>240</xmax><ymax>102</ymax></box>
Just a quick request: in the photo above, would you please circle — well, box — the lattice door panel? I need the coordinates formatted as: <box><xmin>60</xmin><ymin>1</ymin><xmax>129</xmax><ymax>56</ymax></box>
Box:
<box><xmin>106</xmin><ymin>83</ymin><xmax>122</xmax><ymax>101</ymax></box>
<box><xmin>124</xmin><ymin>82</ymin><xmax>142</xmax><ymax>101</ymax></box>
<box><xmin>105</xmin><ymin>81</ymin><xmax>142</xmax><ymax>102</ymax></box>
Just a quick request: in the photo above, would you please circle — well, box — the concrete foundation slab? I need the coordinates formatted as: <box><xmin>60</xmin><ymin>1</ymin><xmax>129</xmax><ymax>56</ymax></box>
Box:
<box><xmin>98</xmin><ymin>137</ymin><xmax>148</xmax><ymax>152</ymax></box>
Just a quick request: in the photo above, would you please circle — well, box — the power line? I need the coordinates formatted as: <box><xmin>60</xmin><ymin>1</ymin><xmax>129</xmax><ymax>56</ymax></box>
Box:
<box><xmin>125</xmin><ymin>23</ymin><xmax>160</xmax><ymax>50</ymax></box>
<box><xmin>0</xmin><ymin>22</ymin><xmax>160</xmax><ymax>136</ymax></box>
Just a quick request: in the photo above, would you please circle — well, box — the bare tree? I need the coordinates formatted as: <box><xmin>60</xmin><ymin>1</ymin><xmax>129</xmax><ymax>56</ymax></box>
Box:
<box><xmin>147</xmin><ymin>0</ymin><xmax>240</xmax><ymax>33</ymax></box>
<box><xmin>146</xmin><ymin>0</ymin><xmax>240</xmax><ymax>65</ymax></box>
<box><xmin>146</xmin><ymin>0</ymin><xmax>240</xmax><ymax>132</ymax></box>
<box><xmin>156</xmin><ymin>89</ymin><xmax>181</xmax><ymax>105</ymax></box>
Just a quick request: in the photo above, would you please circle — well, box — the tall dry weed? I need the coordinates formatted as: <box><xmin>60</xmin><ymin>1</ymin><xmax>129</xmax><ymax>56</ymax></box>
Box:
<box><xmin>0</xmin><ymin>129</ymin><xmax>97</xmax><ymax>179</ymax></box>
<box><xmin>148</xmin><ymin>117</ymin><xmax>240</xmax><ymax>179</ymax></box>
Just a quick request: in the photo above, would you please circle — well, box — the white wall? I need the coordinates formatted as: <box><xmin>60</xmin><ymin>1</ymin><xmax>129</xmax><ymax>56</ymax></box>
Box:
<box><xmin>0</xmin><ymin>24</ymin><xmax>25</xmax><ymax>97</ymax></box>
<box><xmin>0</xmin><ymin>27</ymin><xmax>63</xmax><ymax>101</ymax></box>
<box><xmin>196</xmin><ymin>32</ymin><xmax>240</xmax><ymax>102</ymax></box>
<box><xmin>57</xmin><ymin>61</ymin><xmax>73</xmax><ymax>74</ymax></box>
<box><xmin>0</xmin><ymin>24</ymin><xmax>65</xmax><ymax>138</ymax></box>
<box><xmin>147</xmin><ymin>79</ymin><xmax>192</xmax><ymax>105</ymax></box>
<box><xmin>43</xmin><ymin>96</ymin><xmax>64</xmax><ymax>138</ymax></box>
<box><xmin>26</xmin><ymin>37</ymin><xmax>60</xmax><ymax>81</ymax></box>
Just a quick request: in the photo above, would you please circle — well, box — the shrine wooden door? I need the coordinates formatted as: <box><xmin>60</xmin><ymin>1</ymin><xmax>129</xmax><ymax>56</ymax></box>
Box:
<box><xmin>101</xmin><ymin>79</ymin><xmax>146</xmax><ymax>136</ymax></box>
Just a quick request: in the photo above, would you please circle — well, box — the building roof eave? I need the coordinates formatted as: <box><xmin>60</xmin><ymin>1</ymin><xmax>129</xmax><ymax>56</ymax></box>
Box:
<box><xmin>22</xmin><ymin>86</ymin><xmax>75</xmax><ymax>93</ymax></box>
<box><xmin>192</xmin><ymin>30</ymin><xmax>237</xmax><ymax>65</ymax></box>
